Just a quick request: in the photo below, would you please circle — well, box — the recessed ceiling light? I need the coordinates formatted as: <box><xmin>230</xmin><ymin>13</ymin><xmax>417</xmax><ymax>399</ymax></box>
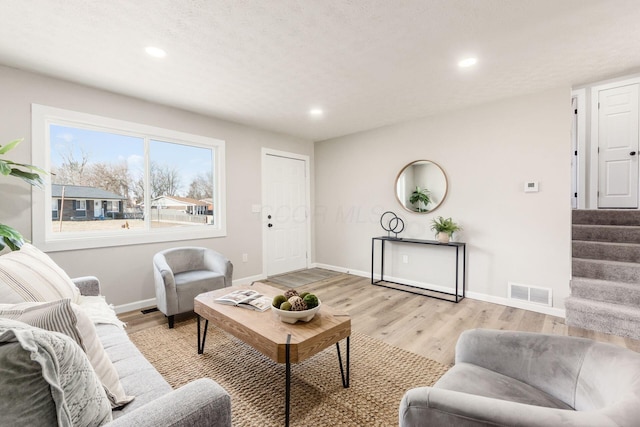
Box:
<box><xmin>309</xmin><ymin>108</ymin><xmax>324</xmax><ymax>117</ymax></box>
<box><xmin>145</xmin><ymin>46</ymin><xmax>166</xmax><ymax>58</ymax></box>
<box><xmin>458</xmin><ymin>57</ymin><xmax>477</xmax><ymax>68</ymax></box>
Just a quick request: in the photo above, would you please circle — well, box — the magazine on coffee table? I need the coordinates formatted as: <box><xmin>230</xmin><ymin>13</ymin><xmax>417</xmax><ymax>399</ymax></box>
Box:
<box><xmin>214</xmin><ymin>289</ymin><xmax>272</xmax><ymax>312</ymax></box>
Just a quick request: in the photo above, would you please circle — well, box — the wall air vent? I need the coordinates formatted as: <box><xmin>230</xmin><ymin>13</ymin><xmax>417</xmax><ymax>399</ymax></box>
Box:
<box><xmin>508</xmin><ymin>282</ymin><xmax>552</xmax><ymax>307</ymax></box>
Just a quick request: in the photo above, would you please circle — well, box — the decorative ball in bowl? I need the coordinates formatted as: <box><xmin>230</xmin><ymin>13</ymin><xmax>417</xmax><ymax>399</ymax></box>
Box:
<box><xmin>272</xmin><ymin>300</ymin><xmax>321</xmax><ymax>324</ymax></box>
<box><xmin>271</xmin><ymin>290</ymin><xmax>321</xmax><ymax>324</ymax></box>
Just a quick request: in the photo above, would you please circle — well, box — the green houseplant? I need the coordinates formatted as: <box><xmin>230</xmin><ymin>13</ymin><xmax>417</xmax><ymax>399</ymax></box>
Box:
<box><xmin>430</xmin><ymin>216</ymin><xmax>461</xmax><ymax>243</ymax></box>
<box><xmin>1</xmin><ymin>138</ymin><xmax>46</xmax><ymax>251</ymax></box>
<box><xmin>409</xmin><ymin>186</ymin><xmax>431</xmax><ymax>212</ymax></box>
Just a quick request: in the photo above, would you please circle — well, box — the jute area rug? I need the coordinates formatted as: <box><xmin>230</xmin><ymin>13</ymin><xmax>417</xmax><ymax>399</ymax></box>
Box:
<box><xmin>129</xmin><ymin>318</ymin><xmax>449</xmax><ymax>426</ymax></box>
<box><xmin>267</xmin><ymin>268</ymin><xmax>342</xmax><ymax>288</ymax></box>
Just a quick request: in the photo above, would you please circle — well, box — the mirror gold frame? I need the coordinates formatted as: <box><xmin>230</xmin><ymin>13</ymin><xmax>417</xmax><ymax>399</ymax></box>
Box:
<box><xmin>395</xmin><ymin>160</ymin><xmax>448</xmax><ymax>213</ymax></box>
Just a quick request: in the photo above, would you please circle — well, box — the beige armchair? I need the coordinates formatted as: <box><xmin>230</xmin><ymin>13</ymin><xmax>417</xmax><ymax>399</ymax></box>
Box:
<box><xmin>400</xmin><ymin>329</ymin><xmax>640</xmax><ymax>426</ymax></box>
<box><xmin>153</xmin><ymin>247</ymin><xmax>232</xmax><ymax>328</ymax></box>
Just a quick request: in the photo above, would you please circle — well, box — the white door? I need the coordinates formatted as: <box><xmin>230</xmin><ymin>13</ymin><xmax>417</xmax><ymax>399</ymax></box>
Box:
<box><xmin>94</xmin><ymin>200</ymin><xmax>102</xmax><ymax>218</ymax></box>
<box><xmin>264</xmin><ymin>153</ymin><xmax>308</xmax><ymax>276</ymax></box>
<box><xmin>598</xmin><ymin>84</ymin><xmax>639</xmax><ymax>208</ymax></box>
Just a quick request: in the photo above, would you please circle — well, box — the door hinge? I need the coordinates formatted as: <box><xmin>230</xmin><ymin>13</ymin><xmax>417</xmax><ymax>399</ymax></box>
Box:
<box><xmin>574</xmin><ymin>109</ymin><xmax>578</xmax><ymax>115</ymax></box>
<box><xmin>574</xmin><ymin>192</ymin><xmax>578</xmax><ymax>197</ymax></box>
<box><xmin>598</xmin><ymin>102</ymin><xmax>600</xmax><ymax>109</ymax></box>
<box><xmin>574</xmin><ymin>150</ymin><xmax>578</xmax><ymax>156</ymax></box>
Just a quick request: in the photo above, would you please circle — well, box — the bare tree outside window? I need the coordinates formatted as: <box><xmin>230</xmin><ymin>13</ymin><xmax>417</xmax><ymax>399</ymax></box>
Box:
<box><xmin>186</xmin><ymin>172</ymin><xmax>213</xmax><ymax>200</ymax></box>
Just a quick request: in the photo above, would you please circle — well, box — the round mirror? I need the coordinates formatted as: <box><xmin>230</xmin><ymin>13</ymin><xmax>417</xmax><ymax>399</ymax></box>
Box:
<box><xmin>395</xmin><ymin>160</ymin><xmax>448</xmax><ymax>213</ymax></box>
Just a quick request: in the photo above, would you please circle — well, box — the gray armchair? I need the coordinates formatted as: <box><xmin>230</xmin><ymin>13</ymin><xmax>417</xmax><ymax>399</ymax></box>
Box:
<box><xmin>399</xmin><ymin>329</ymin><xmax>640</xmax><ymax>426</ymax></box>
<box><xmin>153</xmin><ymin>247</ymin><xmax>233</xmax><ymax>328</ymax></box>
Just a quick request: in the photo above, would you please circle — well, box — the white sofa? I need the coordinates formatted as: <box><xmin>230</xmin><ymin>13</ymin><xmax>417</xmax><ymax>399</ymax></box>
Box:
<box><xmin>0</xmin><ymin>244</ymin><xmax>232</xmax><ymax>426</ymax></box>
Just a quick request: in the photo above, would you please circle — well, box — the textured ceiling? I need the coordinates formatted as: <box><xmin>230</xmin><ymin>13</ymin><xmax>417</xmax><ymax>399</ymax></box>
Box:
<box><xmin>1</xmin><ymin>0</ymin><xmax>640</xmax><ymax>141</ymax></box>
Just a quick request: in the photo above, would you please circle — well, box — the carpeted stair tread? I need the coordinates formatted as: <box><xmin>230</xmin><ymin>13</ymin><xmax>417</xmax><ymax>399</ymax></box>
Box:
<box><xmin>572</xmin><ymin>240</ymin><xmax>640</xmax><ymax>263</ymax></box>
<box><xmin>571</xmin><ymin>277</ymin><xmax>640</xmax><ymax>306</ymax></box>
<box><xmin>573</xmin><ymin>209</ymin><xmax>640</xmax><ymax>226</ymax></box>
<box><xmin>565</xmin><ymin>296</ymin><xmax>640</xmax><ymax>340</ymax></box>
<box><xmin>570</xmin><ymin>210</ymin><xmax>640</xmax><ymax>339</ymax></box>
<box><xmin>572</xmin><ymin>224</ymin><xmax>640</xmax><ymax>244</ymax></box>
<box><xmin>572</xmin><ymin>257</ymin><xmax>640</xmax><ymax>284</ymax></box>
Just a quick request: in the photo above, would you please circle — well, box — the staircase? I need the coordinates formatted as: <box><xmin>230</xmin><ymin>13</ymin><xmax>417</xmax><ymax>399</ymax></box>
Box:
<box><xmin>566</xmin><ymin>210</ymin><xmax>640</xmax><ymax>340</ymax></box>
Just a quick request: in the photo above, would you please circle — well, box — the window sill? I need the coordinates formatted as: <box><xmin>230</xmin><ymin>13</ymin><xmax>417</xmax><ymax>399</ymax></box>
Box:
<box><xmin>33</xmin><ymin>226</ymin><xmax>227</xmax><ymax>252</ymax></box>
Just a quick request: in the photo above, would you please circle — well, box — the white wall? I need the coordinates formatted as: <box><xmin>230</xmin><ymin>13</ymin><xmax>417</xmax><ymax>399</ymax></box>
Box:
<box><xmin>315</xmin><ymin>87</ymin><xmax>572</xmax><ymax>312</ymax></box>
<box><xmin>0</xmin><ymin>65</ymin><xmax>313</xmax><ymax>307</ymax></box>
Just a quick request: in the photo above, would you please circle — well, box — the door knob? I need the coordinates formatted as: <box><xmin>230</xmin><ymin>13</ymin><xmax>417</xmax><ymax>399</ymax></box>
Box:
<box><xmin>268</xmin><ymin>223</ymin><xmax>273</xmax><ymax>228</ymax></box>
<box><xmin>267</xmin><ymin>215</ymin><xmax>272</xmax><ymax>219</ymax></box>
<box><xmin>631</xmin><ymin>151</ymin><xmax>637</xmax><ymax>156</ymax></box>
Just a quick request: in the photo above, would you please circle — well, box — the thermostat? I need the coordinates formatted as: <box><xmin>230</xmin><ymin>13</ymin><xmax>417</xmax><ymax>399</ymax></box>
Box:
<box><xmin>524</xmin><ymin>181</ymin><xmax>539</xmax><ymax>193</ymax></box>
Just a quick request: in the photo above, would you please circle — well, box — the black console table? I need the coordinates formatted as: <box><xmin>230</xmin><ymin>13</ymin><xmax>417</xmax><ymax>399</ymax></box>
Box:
<box><xmin>371</xmin><ymin>236</ymin><xmax>466</xmax><ymax>302</ymax></box>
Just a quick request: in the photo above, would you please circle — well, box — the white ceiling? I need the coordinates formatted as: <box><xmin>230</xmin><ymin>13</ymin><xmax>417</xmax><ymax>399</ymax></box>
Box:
<box><xmin>2</xmin><ymin>0</ymin><xmax>640</xmax><ymax>141</ymax></box>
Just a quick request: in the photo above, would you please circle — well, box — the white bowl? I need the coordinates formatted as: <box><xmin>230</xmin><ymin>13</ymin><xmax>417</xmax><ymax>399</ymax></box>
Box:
<box><xmin>272</xmin><ymin>300</ymin><xmax>321</xmax><ymax>324</ymax></box>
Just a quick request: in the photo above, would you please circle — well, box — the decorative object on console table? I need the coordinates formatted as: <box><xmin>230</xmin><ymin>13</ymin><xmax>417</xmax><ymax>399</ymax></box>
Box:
<box><xmin>430</xmin><ymin>216</ymin><xmax>462</xmax><ymax>244</ymax></box>
<box><xmin>380</xmin><ymin>211</ymin><xmax>405</xmax><ymax>239</ymax></box>
<box><xmin>0</xmin><ymin>138</ymin><xmax>46</xmax><ymax>251</ymax></box>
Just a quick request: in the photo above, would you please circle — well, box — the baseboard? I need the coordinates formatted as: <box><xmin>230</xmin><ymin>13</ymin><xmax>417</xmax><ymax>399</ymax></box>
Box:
<box><xmin>314</xmin><ymin>262</ymin><xmax>567</xmax><ymax>318</ymax></box>
<box><xmin>233</xmin><ymin>273</ymin><xmax>267</xmax><ymax>286</ymax></box>
<box><xmin>114</xmin><ymin>267</ymin><xmax>566</xmax><ymax>318</ymax></box>
<box><xmin>114</xmin><ymin>298</ymin><xmax>156</xmax><ymax>314</ymax></box>
<box><xmin>314</xmin><ymin>263</ymin><xmax>368</xmax><ymax>277</ymax></box>
<box><xmin>114</xmin><ymin>274</ymin><xmax>267</xmax><ymax>314</ymax></box>
<box><xmin>466</xmin><ymin>291</ymin><xmax>566</xmax><ymax>318</ymax></box>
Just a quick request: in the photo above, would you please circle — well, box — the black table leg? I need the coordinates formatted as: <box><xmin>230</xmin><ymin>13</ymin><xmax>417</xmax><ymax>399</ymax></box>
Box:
<box><xmin>336</xmin><ymin>336</ymin><xmax>350</xmax><ymax>388</ymax></box>
<box><xmin>284</xmin><ymin>334</ymin><xmax>349</xmax><ymax>426</ymax></box>
<box><xmin>285</xmin><ymin>334</ymin><xmax>291</xmax><ymax>427</ymax></box>
<box><xmin>197</xmin><ymin>316</ymin><xmax>209</xmax><ymax>354</ymax></box>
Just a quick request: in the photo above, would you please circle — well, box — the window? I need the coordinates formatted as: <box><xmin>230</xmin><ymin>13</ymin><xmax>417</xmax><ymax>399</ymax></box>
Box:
<box><xmin>74</xmin><ymin>200</ymin><xmax>87</xmax><ymax>218</ymax></box>
<box><xmin>51</xmin><ymin>199</ymin><xmax>58</xmax><ymax>219</ymax></box>
<box><xmin>32</xmin><ymin>105</ymin><xmax>226</xmax><ymax>251</ymax></box>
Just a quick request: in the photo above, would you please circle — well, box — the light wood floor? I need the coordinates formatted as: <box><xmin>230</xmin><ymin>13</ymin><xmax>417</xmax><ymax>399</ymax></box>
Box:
<box><xmin>119</xmin><ymin>273</ymin><xmax>640</xmax><ymax>366</ymax></box>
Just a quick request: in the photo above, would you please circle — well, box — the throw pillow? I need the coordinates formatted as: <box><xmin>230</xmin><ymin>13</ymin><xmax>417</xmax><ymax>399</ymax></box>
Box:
<box><xmin>0</xmin><ymin>299</ymin><xmax>134</xmax><ymax>408</ymax></box>
<box><xmin>0</xmin><ymin>243</ymin><xmax>80</xmax><ymax>304</ymax></box>
<box><xmin>0</xmin><ymin>318</ymin><xmax>112</xmax><ymax>426</ymax></box>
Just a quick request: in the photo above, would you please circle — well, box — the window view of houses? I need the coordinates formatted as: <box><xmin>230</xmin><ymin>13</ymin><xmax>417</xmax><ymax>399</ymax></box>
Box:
<box><xmin>49</xmin><ymin>124</ymin><xmax>215</xmax><ymax>233</ymax></box>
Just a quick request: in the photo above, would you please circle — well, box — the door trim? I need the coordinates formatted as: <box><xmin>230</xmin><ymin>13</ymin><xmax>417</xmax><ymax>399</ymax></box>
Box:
<box><xmin>261</xmin><ymin>148</ymin><xmax>312</xmax><ymax>277</ymax></box>
<box><xmin>589</xmin><ymin>77</ymin><xmax>640</xmax><ymax>209</ymax></box>
<box><xmin>572</xmin><ymin>88</ymin><xmax>586</xmax><ymax>209</ymax></box>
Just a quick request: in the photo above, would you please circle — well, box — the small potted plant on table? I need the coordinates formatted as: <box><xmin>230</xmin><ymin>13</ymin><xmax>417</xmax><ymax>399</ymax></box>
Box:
<box><xmin>430</xmin><ymin>216</ymin><xmax>461</xmax><ymax>243</ymax></box>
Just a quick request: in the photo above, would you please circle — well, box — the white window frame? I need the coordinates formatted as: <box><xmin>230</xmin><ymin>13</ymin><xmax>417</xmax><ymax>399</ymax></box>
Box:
<box><xmin>32</xmin><ymin>104</ymin><xmax>226</xmax><ymax>252</ymax></box>
<box><xmin>51</xmin><ymin>199</ymin><xmax>58</xmax><ymax>219</ymax></box>
<box><xmin>76</xmin><ymin>200</ymin><xmax>87</xmax><ymax>211</ymax></box>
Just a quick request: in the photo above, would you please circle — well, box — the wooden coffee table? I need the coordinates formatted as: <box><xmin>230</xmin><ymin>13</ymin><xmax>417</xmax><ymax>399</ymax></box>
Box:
<box><xmin>194</xmin><ymin>282</ymin><xmax>351</xmax><ymax>426</ymax></box>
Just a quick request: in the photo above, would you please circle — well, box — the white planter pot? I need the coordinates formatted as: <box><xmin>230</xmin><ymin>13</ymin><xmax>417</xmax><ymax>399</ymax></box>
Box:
<box><xmin>437</xmin><ymin>232</ymin><xmax>450</xmax><ymax>243</ymax></box>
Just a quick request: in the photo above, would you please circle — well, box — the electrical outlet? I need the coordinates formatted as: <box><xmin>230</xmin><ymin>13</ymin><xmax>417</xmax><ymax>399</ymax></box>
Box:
<box><xmin>402</xmin><ymin>254</ymin><xmax>409</xmax><ymax>264</ymax></box>
<box><xmin>242</xmin><ymin>253</ymin><xmax>248</xmax><ymax>262</ymax></box>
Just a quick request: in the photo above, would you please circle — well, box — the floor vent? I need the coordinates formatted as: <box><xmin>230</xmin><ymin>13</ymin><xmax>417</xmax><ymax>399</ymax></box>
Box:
<box><xmin>508</xmin><ymin>282</ymin><xmax>552</xmax><ymax>306</ymax></box>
